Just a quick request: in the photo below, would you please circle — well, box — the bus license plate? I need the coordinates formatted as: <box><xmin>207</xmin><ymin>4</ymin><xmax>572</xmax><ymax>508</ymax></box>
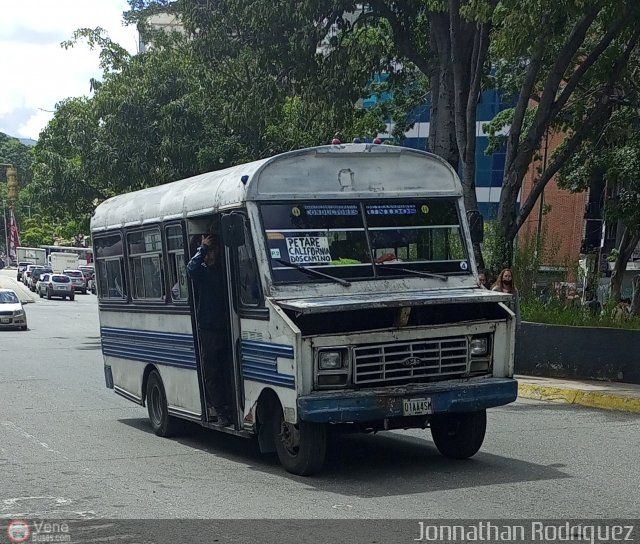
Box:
<box><xmin>403</xmin><ymin>398</ymin><xmax>433</xmax><ymax>416</ymax></box>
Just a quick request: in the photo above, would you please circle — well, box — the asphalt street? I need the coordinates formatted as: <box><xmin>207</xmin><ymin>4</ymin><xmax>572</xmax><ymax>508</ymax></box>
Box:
<box><xmin>1</xmin><ymin>269</ymin><xmax>639</xmax><ymax>522</ymax></box>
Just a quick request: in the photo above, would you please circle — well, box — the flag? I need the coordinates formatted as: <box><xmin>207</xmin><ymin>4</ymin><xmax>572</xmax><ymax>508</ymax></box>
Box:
<box><xmin>8</xmin><ymin>209</ymin><xmax>21</xmax><ymax>262</ymax></box>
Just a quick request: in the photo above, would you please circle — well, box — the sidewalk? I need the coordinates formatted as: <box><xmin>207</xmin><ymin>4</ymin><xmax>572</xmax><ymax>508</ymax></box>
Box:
<box><xmin>517</xmin><ymin>375</ymin><xmax>640</xmax><ymax>414</ymax></box>
<box><xmin>0</xmin><ymin>271</ymin><xmax>37</xmax><ymax>304</ymax></box>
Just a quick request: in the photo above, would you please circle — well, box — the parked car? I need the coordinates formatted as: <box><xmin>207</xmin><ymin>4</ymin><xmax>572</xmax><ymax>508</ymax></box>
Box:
<box><xmin>78</xmin><ymin>266</ymin><xmax>96</xmax><ymax>295</ymax></box>
<box><xmin>78</xmin><ymin>265</ymin><xmax>95</xmax><ymax>278</ymax></box>
<box><xmin>29</xmin><ymin>267</ymin><xmax>54</xmax><ymax>292</ymax></box>
<box><xmin>37</xmin><ymin>274</ymin><xmax>75</xmax><ymax>301</ymax></box>
<box><xmin>16</xmin><ymin>261</ymin><xmax>34</xmax><ymax>281</ymax></box>
<box><xmin>63</xmin><ymin>269</ymin><xmax>88</xmax><ymax>294</ymax></box>
<box><xmin>0</xmin><ymin>289</ymin><xmax>28</xmax><ymax>330</ymax></box>
<box><xmin>23</xmin><ymin>264</ymin><xmax>38</xmax><ymax>286</ymax></box>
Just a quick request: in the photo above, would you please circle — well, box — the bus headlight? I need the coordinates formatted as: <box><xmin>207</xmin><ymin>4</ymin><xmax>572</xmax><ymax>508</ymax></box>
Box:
<box><xmin>470</xmin><ymin>336</ymin><xmax>489</xmax><ymax>357</ymax></box>
<box><xmin>318</xmin><ymin>351</ymin><xmax>343</xmax><ymax>370</ymax></box>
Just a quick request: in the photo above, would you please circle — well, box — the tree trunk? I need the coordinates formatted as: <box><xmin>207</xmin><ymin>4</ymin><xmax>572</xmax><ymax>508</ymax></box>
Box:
<box><xmin>630</xmin><ymin>275</ymin><xmax>640</xmax><ymax>316</ymax></box>
<box><xmin>427</xmin><ymin>11</ymin><xmax>458</xmax><ymax>169</ymax></box>
<box><xmin>609</xmin><ymin>225</ymin><xmax>640</xmax><ymax>302</ymax></box>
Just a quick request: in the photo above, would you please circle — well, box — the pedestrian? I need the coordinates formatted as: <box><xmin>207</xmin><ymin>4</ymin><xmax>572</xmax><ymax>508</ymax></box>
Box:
<box><xmin>478</xmin><ymin>271</ymin><xmax>488</xmax><ymax>289</ymax></box>
<box><xmin>583</xmin><ymin>291</ymin><xmax>602</xmax><ymax>317</ymax></box>
<box><xmin>565</xmin><ymin>285</ymin><xmax>580</xmax><ymax>307</ymax></box>
<box><xmin>187</xmin><ymin>232</ymin><xmax>232</xmax><ymax>426</ymax></box>
<box><xmin>613</xmin><ymin>297</ymin><xmax>633</xmax><ymax>320</ymax></box>
<box><xmin>492</xmin><ymin>268</ymin><xmax>521</xmax><ymax>328</ymax></box>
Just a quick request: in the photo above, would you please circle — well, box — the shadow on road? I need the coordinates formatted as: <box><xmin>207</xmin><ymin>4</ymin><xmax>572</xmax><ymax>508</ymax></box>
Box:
<box><xmin>119</xmin><ymin>417</ymin><xmax>568</xmax><ymax>497</ymax></box>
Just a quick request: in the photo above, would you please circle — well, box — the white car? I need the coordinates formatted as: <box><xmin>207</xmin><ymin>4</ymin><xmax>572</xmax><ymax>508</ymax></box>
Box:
<box><xmin>23</xmin><ymin>264</ymin><xmax>38</xmax><ymax>286</ymax></box>
<box><xmin>37</xmin><ymin>274</ymin><xmax>75</xmax><ymax>301</ymax></box>
<box><xmin>0</xmin><ymin>289</ymin><xmax>28</xmax><ymax>330</ymax></box>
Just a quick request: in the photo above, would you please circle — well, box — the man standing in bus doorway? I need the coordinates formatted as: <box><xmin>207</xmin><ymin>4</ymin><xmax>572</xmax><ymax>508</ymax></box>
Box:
<box><xmin>187</xmin><ymin>233</ymin><xmax>232</xmax><ymax>427</ymax></box>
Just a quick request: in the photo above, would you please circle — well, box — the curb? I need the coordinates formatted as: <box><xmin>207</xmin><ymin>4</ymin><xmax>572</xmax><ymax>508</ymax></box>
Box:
<box><xmin>518</xmin><ymin>383</ymin><xmax>640</xmax><ymax>414</ymax></box>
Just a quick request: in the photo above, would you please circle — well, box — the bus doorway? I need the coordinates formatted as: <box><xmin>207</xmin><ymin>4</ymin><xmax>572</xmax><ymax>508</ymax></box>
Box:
<box><xmin>186</xmin><ymin>216</ymin><xmax>240</xmax><ymax>430</ymax></box>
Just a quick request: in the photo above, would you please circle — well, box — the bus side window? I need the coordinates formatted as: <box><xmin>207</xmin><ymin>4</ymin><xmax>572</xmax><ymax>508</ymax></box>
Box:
<box><xmin>95</xmin><ymin>234</ymin><xmax>126</xmax><ymax>301</ymax></box>
<box><xmin>238</xmin><ymin>227</ymin><xmax>261</xmax><ymax>307</ymax></box>
<box><xmin>127</xmin><ymin>228</ymin><xmax>164</xmax><ymax>300</ymax></box>
<box><xmin>166</xmin><ymin>225</ymin><xmax>188</xmax><ymax>302</ymax></box>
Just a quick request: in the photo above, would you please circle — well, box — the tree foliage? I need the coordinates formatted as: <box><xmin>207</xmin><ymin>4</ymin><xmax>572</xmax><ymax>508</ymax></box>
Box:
<box><xmin>30</xmin><ymin>9</ymin><xmax>386</xmax><ymax>225</ymax></box>
<box><xmin>29</xmin><ymin>0</ymin><xmax>640</xmax><ymax>280</ymax></box>
<box><xmin>0</xmin><ymin>132</ymin><xmax>34</xmax><ymax>187</ymax></box>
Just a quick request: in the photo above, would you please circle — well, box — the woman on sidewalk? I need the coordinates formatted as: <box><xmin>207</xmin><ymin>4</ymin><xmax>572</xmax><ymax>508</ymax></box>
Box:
<box><xmin>492</xmin><ymin>268</ymin><xmax>521</xmax><ymax>329</ymax></box>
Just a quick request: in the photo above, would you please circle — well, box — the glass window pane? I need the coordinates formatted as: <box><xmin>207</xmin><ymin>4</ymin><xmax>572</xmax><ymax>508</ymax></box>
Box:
<box><xmin>238</xmin><ymin>233</ymin><xmax>261</xmax><ymax>306</ymax></box>
<box><xmin>131</xmin><ymin>257</ymin><xmax>144</xmax><ymax>299</ymax></box>
<box><xmin>128</xmin><ymin>229</ymin><xmax>162</xmax><ymax>255</ymax></box>
<box><xmin>261</xmin><ymin>199</ymin><xmax>470</xmax><ymax>283</ymax></box>
<box><xmin>142</xmin><ymin>255</ymin><xmax>163</xmax><ymax>299</ymax></box>
<box><xmin>95</xmin><ymin>234</ymin><xmax>123</xmax><ymax>258</ymax></box>
<box><xmin>97</xmin><ymin>261</ymin><xmax>108</xmax><ymax>298</ymax></box>
<box><xmin>106</xmin><ymin>259</ymin><xmax>125</xmax><ymax>299</ymax></box>
<box><xmin>169</xmin><ymin>253</ymin><xmax>188</xmax><ymax>301</ymax></box>
<box><xmin>176</xmin><ymin>257</ymin><xmax>188</xmax><ymax>299</ymax></box>
<box><xmin>166</xmin><ymin>226</ymin><xmax>184</xmax><ymax>251</ymax></box>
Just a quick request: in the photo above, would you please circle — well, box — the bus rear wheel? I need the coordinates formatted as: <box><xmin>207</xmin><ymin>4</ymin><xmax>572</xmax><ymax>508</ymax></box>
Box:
<box><xmin>430</xmin><ymin>410</ymin><xmax>486</xmax><ymax>459</ymax></box>
<box><xmin>271</xmin><ymin>404</ymin><xmax>327</xmax><ymax>476</ymax></box>
<box><xmin>146</xmin><ymin>370</ymin><xmax>181</xmax><ymax>438</ymax></box>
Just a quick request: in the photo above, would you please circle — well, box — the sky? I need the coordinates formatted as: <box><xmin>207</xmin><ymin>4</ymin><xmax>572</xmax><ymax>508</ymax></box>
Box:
<box><xmin>0</xmin><ymin>0</ymin><xmax>139</xmax><ymax>141</ymax></box>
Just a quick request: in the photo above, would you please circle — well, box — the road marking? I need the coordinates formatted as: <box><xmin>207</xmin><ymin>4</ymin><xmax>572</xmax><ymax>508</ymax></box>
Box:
<box><xmin>1</xmin><ymin>421</ymin><xmax>69</xmax><ymax>459</ymax></box>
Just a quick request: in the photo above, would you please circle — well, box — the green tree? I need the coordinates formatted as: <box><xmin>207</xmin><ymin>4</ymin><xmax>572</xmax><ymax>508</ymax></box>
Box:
<box><xmin>486</xmin><ymin>0</ymin><xmax>640</xmax><ymax>267</ymax></box>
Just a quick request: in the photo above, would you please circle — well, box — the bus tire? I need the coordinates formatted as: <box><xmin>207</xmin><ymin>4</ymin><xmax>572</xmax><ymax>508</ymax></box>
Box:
<box><xmin>430</xmin><ymin>410</ymin><xmax>486</xmax><ymax>460</ymax></box>
<box><xmin>146</xmin><ymin>370</ymin><xmax>180</xmax><ymax>438</ymax></box>
<box><xmin>271</xmin><ymin>403</ymin><xmax>326</xmax><ymax>476</ymax></box>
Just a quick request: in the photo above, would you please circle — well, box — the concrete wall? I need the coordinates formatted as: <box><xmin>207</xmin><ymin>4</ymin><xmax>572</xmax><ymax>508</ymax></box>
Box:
<box><xmin>515</xmin><ymin>322</ymin><xmax>640</xmax><ymax>384</ymax></box>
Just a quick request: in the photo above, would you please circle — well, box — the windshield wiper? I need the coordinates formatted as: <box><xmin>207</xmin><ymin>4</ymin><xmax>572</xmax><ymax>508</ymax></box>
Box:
<box><xmin>374</xmin><ymin>263</ymin><xmax>449</xmax><ymax>282</ymax></box>
<box><xmin>275</xmin><ymin>259</ymin><xmax>351</xmax><ymax>287</ymax></box>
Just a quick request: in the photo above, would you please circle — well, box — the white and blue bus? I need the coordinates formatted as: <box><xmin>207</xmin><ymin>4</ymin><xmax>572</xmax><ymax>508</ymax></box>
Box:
<box><xmin>91</xmin><ymin>143</ymin><xmax>517</xmax><ymax>475</ymax></box>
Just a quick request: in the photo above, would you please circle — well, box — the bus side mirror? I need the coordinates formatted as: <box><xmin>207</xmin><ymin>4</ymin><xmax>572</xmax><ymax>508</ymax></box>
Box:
<box><xmin>221</xmin><ymin>214</ymin><xmax>246</xmax><ymax>248</ymax></box>
<box><xmin>467</xmin><ymin>210</ymin><xmax>484</xmax><ymax>244</ymax></box>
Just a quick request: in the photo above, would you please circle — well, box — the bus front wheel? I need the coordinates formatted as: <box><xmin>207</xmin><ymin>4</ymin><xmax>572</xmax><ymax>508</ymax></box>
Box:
<box><xmin>430</xmin><ymin>410</ymin><xmax>486</xmax><ymax>459</ymax></box>
<box><xmin>146</xmin><ymin>370</ymin><xmax>181</xmax><ymax>438</ymax></box>
<box><xmin>271</xmin><ymin>404</ymin><xmax>327</xmax><ymax>476</ymax></box>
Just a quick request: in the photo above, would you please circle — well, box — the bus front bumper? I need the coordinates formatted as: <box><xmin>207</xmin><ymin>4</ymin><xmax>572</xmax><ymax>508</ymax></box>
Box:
<box><xmin>297</xmin><ymin>377</ymin><xmax>517</xmax><ymax>424</ymax></box>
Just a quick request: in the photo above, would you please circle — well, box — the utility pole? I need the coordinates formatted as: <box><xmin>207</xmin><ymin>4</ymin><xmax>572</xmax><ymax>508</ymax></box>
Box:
<box><xmin>1</xmin><ymin>199</ymin><xmax>8</xmax><ymax>267</ymax></box>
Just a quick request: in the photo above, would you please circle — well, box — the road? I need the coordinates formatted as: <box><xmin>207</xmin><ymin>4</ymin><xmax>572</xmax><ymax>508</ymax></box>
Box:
<box><xmin>1</xmin><ymin>269</ymin><xmax>639</xmax><ymax>523</ymax></box>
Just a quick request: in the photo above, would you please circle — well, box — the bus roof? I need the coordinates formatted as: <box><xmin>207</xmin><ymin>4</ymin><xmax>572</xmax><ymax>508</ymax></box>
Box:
<box><xmin>91</xmin><ymin>144</ymin><xmax>461</xmax><ymax>232</ymax></box>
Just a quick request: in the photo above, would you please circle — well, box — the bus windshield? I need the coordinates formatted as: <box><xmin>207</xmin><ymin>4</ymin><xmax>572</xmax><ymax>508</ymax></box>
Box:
<box><xmin>260</xmin><ymin>199</ymin><xmax>470</xmax><ymax>284</ymax></box>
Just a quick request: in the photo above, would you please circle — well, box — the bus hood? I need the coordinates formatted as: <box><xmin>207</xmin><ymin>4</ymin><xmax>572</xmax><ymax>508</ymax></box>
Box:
<box><xmin>272</xmin><ymin>288</ymin><xmax>513</xmax><ymax>314</ymax></box>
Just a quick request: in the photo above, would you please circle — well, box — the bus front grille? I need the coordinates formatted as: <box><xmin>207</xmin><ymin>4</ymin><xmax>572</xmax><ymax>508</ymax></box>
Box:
<box><xmin>353</xmin><ymin>337</ymin><xmax>470</xmax><ymax>386</ymax></box>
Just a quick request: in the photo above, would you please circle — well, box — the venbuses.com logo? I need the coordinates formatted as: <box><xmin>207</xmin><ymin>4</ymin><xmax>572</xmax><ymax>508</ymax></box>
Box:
<box><xmin>7</xmin><ymin>519</ymin><xmax>31</xmax><ymax>543</ymax></box>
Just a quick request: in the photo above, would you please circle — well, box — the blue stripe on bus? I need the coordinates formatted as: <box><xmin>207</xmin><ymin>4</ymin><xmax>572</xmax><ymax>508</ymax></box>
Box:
<box><xmin>100</xmin><ymin>328</ymin><xmax>296</xmax><ymax>388</ymax></box>
<box><xmin>100</xmin><ymin>327</ymin><xmax>197</xmax><ymax>369</ymax></box>
<box><xmin>241</xmin><ymin>340</ymin><xmax>295</xmax><ymax>389</ymax></box>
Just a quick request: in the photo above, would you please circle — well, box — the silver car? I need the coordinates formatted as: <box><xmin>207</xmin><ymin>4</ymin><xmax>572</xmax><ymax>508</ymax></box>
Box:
<box><xmin>63</xmin><ymin>269</ymin><xmax>88</xmax><ymax>294</ymax></box>
<box><xmin>0</xmin><ymin>289</ymin><xmax>28</xmax><ymax>330</ymax></box>
<box><xmin>37</xmin><ymin>274</ymin><xmax>75</xmax><ymax>301</ymax></box>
